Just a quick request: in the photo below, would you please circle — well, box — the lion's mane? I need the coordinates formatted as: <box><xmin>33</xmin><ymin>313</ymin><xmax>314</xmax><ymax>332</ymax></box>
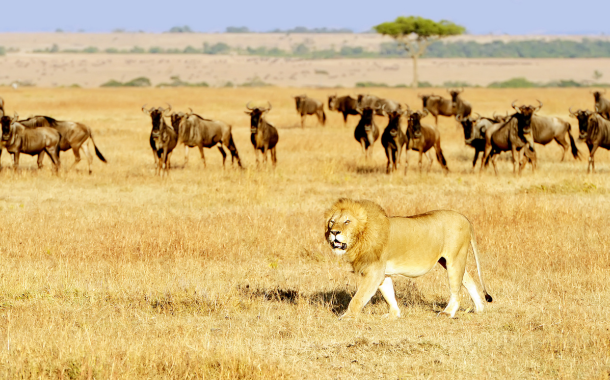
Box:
<box><xmin>324</xmin><ymin>198</ymin><xmax>390</xmax><ymax>274</ymax></box>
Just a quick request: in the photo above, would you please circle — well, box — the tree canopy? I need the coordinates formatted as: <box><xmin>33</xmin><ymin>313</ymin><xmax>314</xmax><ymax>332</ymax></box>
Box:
<box><xmin>374</xmin><ymin>16</ymin><xmax>465</xmax><ymax>39</ymax></box>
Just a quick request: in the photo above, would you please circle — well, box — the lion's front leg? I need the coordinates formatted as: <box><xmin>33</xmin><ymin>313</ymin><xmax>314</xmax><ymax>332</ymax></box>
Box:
<box><xmin>379</xmin><ymin>276</ymin><xmax>401</xmax><ymax>319</ymax></box>
<box><xmin>340</xmin><ymin>264</ymin><xmax>385</xmax><ymax>320</ymax></box>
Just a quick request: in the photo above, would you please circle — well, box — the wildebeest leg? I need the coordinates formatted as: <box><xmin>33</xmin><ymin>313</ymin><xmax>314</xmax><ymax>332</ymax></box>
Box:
<box><xmin>418</xmin><ymin>150</ymin><xmax>424</xmax><ymax>173</ymax></box>
<box><xmin>403</xmin><ymin>150</ymin><xmax>409</xmax><ymax>175</ymax></box>
<box><xmin>472</xmin><ymin>149</ymin><xmax>481</xmax><ymax>168</ymax></box>
<box><xmin>426</xmin><ymin>152</ymin><xmax>433</xmax><ymax>173</ymax></box>
<box><xmin>45</xmin><ymin>147</ymin><xmax>60</xmax><ymax>173</ymax></box>
<box><xmin>384</xmin><ymin>147</ymin><xmax>392</xmax><ymax>173</ymax></box>
<box><xmin>68</xmin><ymin>146</ymin><xmax>82</xmax><ymax>172</ymax></box>
<box><xmin>253</xmin><ymin>147</ymin><xmax>260</xmax><ymax>165</ymax></box>
<box><xmin>271</xmin><ymin>147</ymin><xmax>277</xmax><ymax>166</ymax></box>
<box><xmin>184</xmin><ymin>145</ymin><xmax>190</xmax><ymax>166</ymax></box>
<box><xmin>151</xmin><ymin>148</ymin><xmax>158</xmax><ymax>167</ymax></box>
<box><xmin>360</xmin><ymin>139</ymin><xmax>367</xmax><ymax>158</ymax></box>
<box><xmin>37</xmin><ymin>152</ymin><xmax>45</xmax><ymax>169</ymax></box>
<box><xmin>81</xmin><ymin>143</ymin><xmax>94</xmax><ymax>174</ymax></box>
<box><xmin>491</xmin><ymin>153</ymin><xmax>499</xmax><ymax>176</ymax></box>
<box><xmin>262</xmin><ymin>145</ymin><xmax>268</xmax><ymax>164</ymax></box>
<box><xmin>198</xmin><ymin>147</ymin><xmax>205</xmax><ymax>168</ymax></box>
<box><xmin>588</xmin><ymin>144</ymin><xmax>599</xmax><ymax>173</ymax></box>
<box><xmin>342</xmin><ymin>113</ymin><xmax>348</xmax><ymax>127</ymax></box>
<box><xmin>218</xmin><ymin>146</ymin><xmax>227</xmax><ymax>167</ymax></box>
<box><xmin>301</xmin><ymin>114</ymin><xmax>306</xmax><ymax>129</ymax></box>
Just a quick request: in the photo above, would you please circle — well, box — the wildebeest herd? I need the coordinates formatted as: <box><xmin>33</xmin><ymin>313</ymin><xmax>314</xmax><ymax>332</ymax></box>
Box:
<box><xmin>1</xmin><ymin>89</ymin><xmax>609</xmax><ymax>174</ymax></box>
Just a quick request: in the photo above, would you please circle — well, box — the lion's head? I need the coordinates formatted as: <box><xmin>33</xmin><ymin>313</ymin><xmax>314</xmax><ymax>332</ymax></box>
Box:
<box><xmin>324</xmin><ymin>198</ymin><xmax>390</xmax><ymax>274</ymax></box>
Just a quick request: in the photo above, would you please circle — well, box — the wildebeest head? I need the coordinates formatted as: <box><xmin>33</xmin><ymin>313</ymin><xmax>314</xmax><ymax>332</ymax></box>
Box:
<box><xmin>448</xmin><ymin>88</ymin><xmax>464</xmax><ymax>103</ymax></box>
<box><xmin>1</xmin><ymin>113</ymin><xmax>18</xmax><ymax>142</ymax></box>
<box><xmin>492</xmin><ymin>111</ymin><xmax>510</xmax><ymax>123</ymax></box>
<box><xmin>407</xmin><ymin>109</ymin><xmax>429</xmax><ymax>138</ymax></box>
<box><xmin>385</xmin><ymin>106</ymin><xmax>403</xmax><ymax>137</ymax></box>
<box><xmin>142</xmin><ymin>104</ymin><xmax>172</xmax><ymax>138</ymax></box>
<box><xmin>459</xmin><ymin>115</ymin><xmax>479</xmax><ymax>142</ymax></box>
<box><xmin>592</xmin><ymin>89</ymin><xmax>606</xmax><ymax>102</ymax></box>
<box><xmin>245</xmin><ymin>101</ymin><xmax>272</xmax><ymax>133</ymax></box>
<box><xmin>511</xmin><ymin>100</ymin><xmax>541</xmax><ymax>134</ymax></box>
<box><xmin>294</xmin><ymin>94</ymin><xmax>306</xmax><ymax>110</ymax></box>
<box><xmin>170</xmin><ymin>109</ymin><xmax>189</xmax><ymax>134</ymax></box>
<box><xmin>569</xmin><ymin>107</ymin><xmax>594</xmax><ymax>140</ymax></box>
<box><xmin>418</xmin><ymin>94</ymin><xmax>433</xmax><ymax>108</ymax></box>
<box><xmin>359</xmin><ymin>106</ymin><xmax>376</xmax><ymax>132</ymax></box>
<box><xmin>328</xmin><ymin>94</ymin><xmax>337</xmax><ymax>111</ymax></box>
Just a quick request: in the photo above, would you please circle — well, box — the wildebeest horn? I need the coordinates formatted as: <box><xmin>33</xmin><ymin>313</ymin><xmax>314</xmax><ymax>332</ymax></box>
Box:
<box><xmin>475</xmin><ymin>112</ymin><xmax>481</xmax><ymax>119</ymax></box>
<box><xmin>266</xmin><ymin>102</ymin><xmax>272</xmax><ymax>112</ymax></box>
<box><xmin>246</xmin><ymin>101</ymin><xmax>254</xmax><ymax>110</ymax></box>
<box><xmin>141</xmin><ymin>104</ymin><xmax>150</xmax><ymax>115</ymax></box>
<box><xmin>536</xmin><ymin>100</ymin><xmax>543</xmax><ymax>112</ymax></box>
<box><xmin>12</xmin><ymin>112</ymin><xmax>19</xmax><ymax>122</ymax></box>
<box><xmin>421</xmin><ymin>109</ymin><xmax>429</xmax><ymax>117</ymax></box>
<box><xmin>568</xmin><ymin>107</ymin><xmax>577</xmax><ymax>117</ymax></box>
<box><xmin>188</xmin><ymin>107</ymin><xmax>194</xmax><ymax>115</ymax></box>
<box><xmin>493</xmin><ymin>111</ymin><xmax>498</xmax><ymax>119</ymax></box>
<box><xmin>511</xmin><ymin>100</ymin><xmax>519</xmax><ymax>111</ymax></box>
<box><xmin>164</xmin><ymin>103</ymin><xmax>172</xmax><ymax>112</ymax></box>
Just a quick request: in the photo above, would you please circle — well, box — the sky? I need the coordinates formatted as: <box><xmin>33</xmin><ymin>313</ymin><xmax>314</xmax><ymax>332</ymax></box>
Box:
<box><xmin>1</xmin><ymin>0</ymin><xmax>609</xmax><ymax>35</ymax></box>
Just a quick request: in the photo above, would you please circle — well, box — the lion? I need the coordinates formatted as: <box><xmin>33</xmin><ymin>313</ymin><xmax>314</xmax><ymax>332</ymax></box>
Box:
<box><xmin>324</xmin><ymin>198</ymin><xmax>492</xmax><ymax>319</ymax></box>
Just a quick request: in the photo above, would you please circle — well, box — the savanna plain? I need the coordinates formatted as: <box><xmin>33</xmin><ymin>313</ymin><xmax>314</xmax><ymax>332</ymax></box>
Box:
<box><xmin>0</xmin><ymin>87</ymin><xmax>608</xmax><ymax>379</ymax></box>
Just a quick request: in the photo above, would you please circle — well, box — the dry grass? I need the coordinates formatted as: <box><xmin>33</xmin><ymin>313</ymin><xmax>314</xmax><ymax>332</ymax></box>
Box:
<box><xmin>0</xmin><ymin>87</ymin><xmax>608</xmax><ymax>379</ymax></box>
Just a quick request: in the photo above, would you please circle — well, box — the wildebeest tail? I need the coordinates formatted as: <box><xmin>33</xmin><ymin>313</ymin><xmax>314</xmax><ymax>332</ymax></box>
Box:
<box><xmin>568</xmin><ymin>125</ymin><xmax>581</xmax><ymax>160</ymax></box>
<box><xmin>90</xmin><ymin>134</ymin><xmax>107</xmax><ymax>163</ymax></box>
<box><xmin>322</xmin><ymin>110</ymin><xmax>327</xmax><ymax>126</ymax></box>
<box><xmin>228</xmin><ymin>133</ymin><xmax>242</xmax><ymax>168</ymax></box>
<box><xmin>436</xmin><ymin>148</ymin><xmax>448</xmax><ymax>170</ymax></box>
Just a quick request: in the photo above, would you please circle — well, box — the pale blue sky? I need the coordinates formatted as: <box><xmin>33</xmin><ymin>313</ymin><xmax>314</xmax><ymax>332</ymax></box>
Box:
<box><xmin>2</xmin><ymin>0</ymin><xmax>608</xmax><ymax>35</ymax></box>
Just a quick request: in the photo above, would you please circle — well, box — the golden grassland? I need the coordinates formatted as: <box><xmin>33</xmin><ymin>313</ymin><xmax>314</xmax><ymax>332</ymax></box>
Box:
<box><xmin>0</xmin><ymin>87</ymin><xmax>608</xmax><ymax>379</ymax></box>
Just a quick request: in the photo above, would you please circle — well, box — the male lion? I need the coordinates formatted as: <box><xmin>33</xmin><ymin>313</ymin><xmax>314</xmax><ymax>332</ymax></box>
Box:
<box><xmin>325</xmin><ymin>198</ymin><xmax>492</xmax><ymax>319</ymax></box>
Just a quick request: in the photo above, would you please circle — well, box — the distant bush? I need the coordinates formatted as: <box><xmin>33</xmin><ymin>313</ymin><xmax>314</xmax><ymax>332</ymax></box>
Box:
<box><xmin>0</xmin><ymin>47</ymin><xmax>5</xmax><ymax>56</ymax></box>
<box><xmin>356</xmin><ymin>82</ymin><xmax>389</xmax><ymax>88</ymax></box>
<box><xmin>168</xmin><ymin>26</ymin><xmax>193</xmax><ymax>33</ymax></box>
<box><xmin>226</xmin><ymin>26</ymin><xmax>250</xmax><ymax>33</ymax></box>
<box><xmin>156</xmin><ymin>76</ymin><xmax>209</xmax><ymax>88</ymax></box>
<box><xmin>239</xmin><ymin>77</ymin><xmax>272</xmax><ymax>87</ymax></box>
<box><xmin>443</xmin><ymin>81</ymin><xmax>476</xmax><ymax>88</ymax></box>
<box><xmin>100</xmin><ymin>77</ymin><xmax>151</xmax><ymax>87</ymax></box>
<box><xmin>488</xmin><ymin>77</ymin><xmax>537</xmax><ymax>88</ymax></box>
<box><xmin>487</xmin><ymin>77</ymin><xmax>610</xmax><ymax>88</ymax></box>
<box><xmin>203</xmin><ymin>42</ymin><xmax>230</xmax><ymax>55</ymax></box>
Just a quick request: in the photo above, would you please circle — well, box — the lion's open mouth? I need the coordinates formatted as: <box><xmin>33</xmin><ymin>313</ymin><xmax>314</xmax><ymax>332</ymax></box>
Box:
<box><xmin>330</xmin><ymin>240</ymin><xmax>347</xmax><ymax>250</ymax></box>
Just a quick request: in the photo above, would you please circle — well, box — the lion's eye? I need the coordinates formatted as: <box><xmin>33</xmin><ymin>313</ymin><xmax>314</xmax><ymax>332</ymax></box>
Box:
<box><xmin>344</xmin><ymin>220</ymin><xmax>350</xmax><ymax>225</ymax></box>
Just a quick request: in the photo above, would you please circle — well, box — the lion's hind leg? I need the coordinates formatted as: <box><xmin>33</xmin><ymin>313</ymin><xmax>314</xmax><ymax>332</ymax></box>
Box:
<box><xmin>379</xmin><ymin>277</ymin><xmax>401</xmax><ymax>319</ymax></box>
<box><xmin>438</xmin><ymin>252</ymin><xmax>466</xmax><ymax>318</ymax></box>
<box><xmin>462</xmin><ymin>270</ymin><xmax>485</xmax><ymax>313</ymax></box>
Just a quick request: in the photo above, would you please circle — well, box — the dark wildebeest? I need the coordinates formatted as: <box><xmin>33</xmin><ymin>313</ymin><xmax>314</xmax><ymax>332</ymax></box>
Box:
<box><xmin>293</xmin><ymin>95</ymin><xmax>326</xmax><ymax>128</ymax></box>
<box><xmin>569</xmin><ymin>108</ymin><xmax>610</xmax><ymax>173</ymax></box>
<box><xmin>592</xmin><ymin>90</ymin><xmax>610</xmax><ymax>119</ymax></box>
<box><xmin>381</xmin><ymin>107</ymin><xmax>406</xmax><ymax>173</ymax></box>
<box><xmin>328</xmin><ymin>95</ymin><xmax>359</xmax><ymax>127</ymax></box>
<box><xmin>18</xmin><ymin>115</ymin><xmax>106</xmax><ymax>173</ymax></box>
<box><xmin>419</xmin><ymin>93</ymin><xmax>454</xmax><ymax>127</ymax></box>
<box><xmin>245</xmin><ymin>102</ymin><xmax>279</xmax><ymax>165</ymax></box>
<box><xmin>170</xmin><ymin>109</ymin><xmax>242</xmax><ymax>168</ymax></box>
<box><xmin>1</xmin><ymin>114</ymin><xmax>60</xmax><ymax>172</ymax></box>
<box><xmin>142</xmin><ymin>104</ymin><xmax>177</xmax><ymax>175</ymax></box>
<box><xmin>354</xmin><ymin>106</ymin><xmax>380</xmax><ymax>160</ymax></box>
<box><xmin>459</xmin><ymin>115</ymin><xmax>494</xmax><ymax>168</ymax></box>
<box><xmin>448</xmin><ymin>88</ymin><xmax>472</xmax><ymax>122</ymax></box>
<box><xmin>404</xmin><ymin>108</ymin><xmax>449</xmax><ymax>174</ymax></box>
<box><xmin>482</xmin><ymin>101</ymin><xmax>538</xmax><ymax>175</ymax></box>
<box><xmin>528</xmin><ymin>101</ymin><xmax>579</xmax><ymax>161</ymax></box>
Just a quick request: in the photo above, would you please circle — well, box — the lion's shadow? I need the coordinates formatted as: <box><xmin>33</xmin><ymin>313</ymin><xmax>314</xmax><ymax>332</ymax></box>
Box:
<box><xmin>240</xmin><ymin>284</ymin><xmax>445</xmax><ymax>316</ymax></box>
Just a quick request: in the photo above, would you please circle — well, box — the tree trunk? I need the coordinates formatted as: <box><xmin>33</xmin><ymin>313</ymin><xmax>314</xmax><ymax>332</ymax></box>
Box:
<box><xmin>412</xmin><ymin>54</ymin><xmax>418</xmax><ymax>88</ymax></box>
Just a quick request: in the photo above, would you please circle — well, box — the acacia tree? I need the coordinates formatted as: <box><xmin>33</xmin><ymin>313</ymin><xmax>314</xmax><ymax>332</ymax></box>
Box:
<box><xmin>374</xmin><ymin>16</ymin><xmax>465</xmax><ymax>88</ymax></box>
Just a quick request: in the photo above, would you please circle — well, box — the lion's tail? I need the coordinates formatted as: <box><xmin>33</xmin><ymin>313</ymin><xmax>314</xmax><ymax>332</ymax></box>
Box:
<box><xmin>470</xmin><ymin>226</ymin><xmax>493</xmax><ymax>303</ymax></box>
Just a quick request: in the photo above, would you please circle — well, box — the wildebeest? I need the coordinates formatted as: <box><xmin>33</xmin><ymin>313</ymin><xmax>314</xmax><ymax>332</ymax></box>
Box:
<box><xmin>357</xmin><ymin>94</ymin><xmax>400</xmax><ymax>116</ymax></box>
<box><xmin>328</xmin><ymin>95</ymin><xmax>359</xmax><ymax>126</ymax></box>
<box><xmin>381</xmin><ymin>107</ymin><xmax>406</xmax><ymax>173</ymax></box>
<box><xmin>245</xmin><ymin>102</ymin><xmax>278</xmax><ymax>165</ymax></box>
<box><xmin>459</xmin><ymin>115</ymin><xmax>494</xmax><ymax>168</ymax></box>
<box><xmin>449</xmin><ymin>88</ymin><xmax>472</xmax><ymax>122</ymax></box>
<box><xmin>529</xmin><ymin>105</ymin><xmax>580</xmax><ymax>161</ymax></box>
<box><xmin>17</xmin><ymin>115</ymin><xmax>106</xmax><ymax>173</ymax></box>
<box><xmin>142</xmin><ymin>104</ymin><xmax>177</xmax><ymax>175</ymax></box>
<box><xmin>592</xmin><ymin>90</ymin><xmax>610</xmax><ymax>119</ymax></box>
<box><xmin>1</xmin><ymin>113</ymin><xmax>61</xmax><ymax>172</ymax></box>
<box><xmin>569</xmin><ymin>108</ymin><xmax>610</xmax><ymax>173</ymax></box>
<box><xmin>293</xmin><ymin>95</ymin><xmax>326</xmax><ymax>128</ymax></box>
<box><xmin>419</xmin><ymin>93</ymin><xmax>454</xmax><ymax>127</ymax></box>
<box><xmin>482</xmin><ymin>101</ymin><xmax>538</xmax><ymax>175</ymax></box>
<box><xmin>354</xmin><ymin>106</ymin><xmax>380</xmax><ymax>160</ymax></box>
<box><xmin>404</xmin><ymin>108</ymin><xmax>449</xmax><ymax>174</ymax></box>
<box><xmin>170</xmin><ymin>109</ymin><xmax>242</xmax><ymax>168</ymax></box>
